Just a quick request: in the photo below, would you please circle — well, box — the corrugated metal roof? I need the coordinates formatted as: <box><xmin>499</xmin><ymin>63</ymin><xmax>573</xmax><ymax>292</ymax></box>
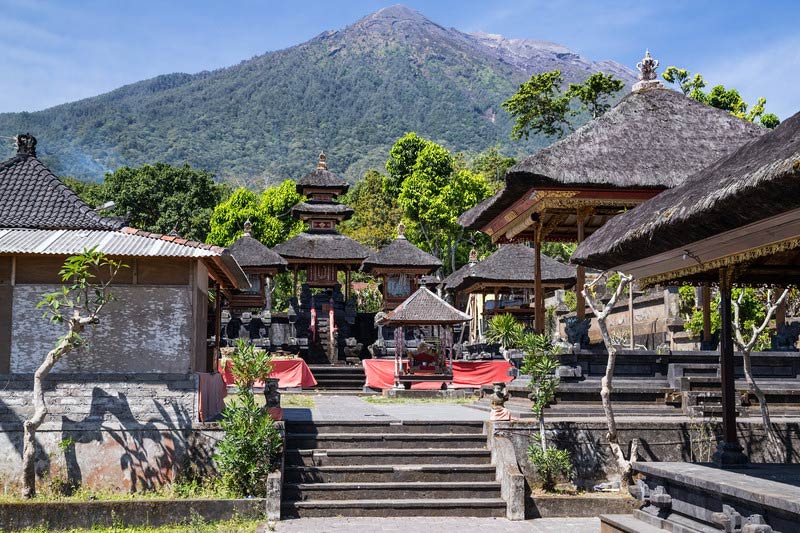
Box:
<box><xmin>0</xmin><ymin>229</ymin><xmax>219</xmax><ymax>257</ymax></box>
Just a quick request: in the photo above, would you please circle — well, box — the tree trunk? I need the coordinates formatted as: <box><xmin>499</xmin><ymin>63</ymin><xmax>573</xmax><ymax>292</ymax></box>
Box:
<box><xmin>583</xmin><ymin>273</ymin><xmax>639</xmax><ymax>484</ymax></box>
<box><xmin>741</xmin><ymin>348</ymin><xmax>781</xmax><ymax>456</ymax></box>
<box><xmin>21</xmin><ymin>324</ymin><xmax>79</xmax><ymax>498</ymax></box>
<box><xmin>539</xmin><ymin>412</ymin><xmax>547</xmax><ymax>452</ymax></box>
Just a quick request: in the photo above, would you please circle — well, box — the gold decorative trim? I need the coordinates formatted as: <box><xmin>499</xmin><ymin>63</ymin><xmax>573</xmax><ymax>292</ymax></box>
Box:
<box><xmin>638</xmin><ymin>236</ymin><xmax>800</xmax><ymax>287</ymax></box>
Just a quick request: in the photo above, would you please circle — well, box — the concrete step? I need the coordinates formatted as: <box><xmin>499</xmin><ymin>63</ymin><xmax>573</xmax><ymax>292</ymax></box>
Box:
<box><xmin>285</xmin><ymin>448</ymin><xmax>492</xmax><ymax>466</ymax></box>
<box><xmin>284</xmin><ymin>464</ymin><xmax>496</xmax><ymax>483</ymax></box>
<box><xmin>285</xmin><ymin>420</ymin><xmax>485</xmax><ymax>435</ymax></box>
<box><xmin>281</xmin><ymin>498</ymin><xmax>506</xmax><ymax>518</ymax></box>
<box><xmin>285</xmin><ymin>481</ymin><xmax>502</xmax><ymax>500</ymax></box>
<box><xmin>285</xmin><ymin>433</ymin><xmax>487</xmax><ymax>450</ymax></box>
<box><xmin>600</xmin><ymin>514</ymin><xmax>669</xmax><ymax>533</ymax></box>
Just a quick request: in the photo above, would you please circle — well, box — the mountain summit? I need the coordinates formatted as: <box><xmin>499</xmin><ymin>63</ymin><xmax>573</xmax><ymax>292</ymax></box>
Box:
<box><xmin>0</xmin><ymin>5</ymin><xmax>636</xmax><ymax>184</ymax></box>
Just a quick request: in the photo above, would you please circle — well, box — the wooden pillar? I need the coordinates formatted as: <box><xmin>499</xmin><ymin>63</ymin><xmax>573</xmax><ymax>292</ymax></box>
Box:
<box><xmin>345</xmin><ymin>268</ymin><xmax>351</xmax><ymax>301</ymax></box>
<box><xmin>534</xmin><ymin>223</ymin><xmax>544</xmax><ymax>333</ymax></box>
<box><xmin>576</xmin><ymin>210</ymin><xmax>586</xmax><ymax>320</ymax></box>
<box><xmin>714</xmin><ymin>267</ymin><xmax>747</xmax><ymax>466</ymax></box>
<box><xmin>292</xmin><ymin>268</ymin><xmax>298</xmax><ymax>299</ymax></box>
<box><xmin>702</xmin><ymin>285</ymin><xmax>712</xmax><ymax>344</ymax></box>
<box><xmin>628</xmin><ymin>285</ymin><xmax>635</xmax><ymax>350</ymax></box>
<box><xmin>213</xmin><ymin>281</ymin><xmax>222</xmax><ymax>373</ymax></box>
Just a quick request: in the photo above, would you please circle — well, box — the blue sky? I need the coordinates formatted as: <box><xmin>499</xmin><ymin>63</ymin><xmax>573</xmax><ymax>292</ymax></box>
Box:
<box><xmin>1</xmin><ymin>0</ymin><xmax>798</xmax><ymax>118</ymax></box>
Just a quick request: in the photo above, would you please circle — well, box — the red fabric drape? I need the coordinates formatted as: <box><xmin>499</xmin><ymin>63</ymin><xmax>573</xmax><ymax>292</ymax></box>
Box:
<box><xmin>362</xmin><ymin>359</ymin><xmax>514</xmax><ymax>390</ymax></box>
<box><xmin>219</xmin><ymin>358</ymin><xmax>318</xmax><ymax>388</ymax></box>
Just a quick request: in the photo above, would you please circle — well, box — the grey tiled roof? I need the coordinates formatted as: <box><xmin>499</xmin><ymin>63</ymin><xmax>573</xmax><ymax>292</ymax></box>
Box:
<box><xmin>0</xmin><ymin>153</ymin><xmax>122</xmax><ymax>230</ymax></box>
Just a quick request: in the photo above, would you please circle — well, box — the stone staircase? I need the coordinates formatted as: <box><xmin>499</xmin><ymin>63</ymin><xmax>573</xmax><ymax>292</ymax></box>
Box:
<box><xmin>308</xmin><ymin>365</ymin><xmax>366</xmax><ymax>391</ymax></box>
<box><xmin>281</xmin><ymin>420</ymin><xmax>506</xmax><ymax>518</ymax></box>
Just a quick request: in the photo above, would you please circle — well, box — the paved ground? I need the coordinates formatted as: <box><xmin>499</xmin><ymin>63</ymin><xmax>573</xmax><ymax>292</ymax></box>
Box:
<box><xmin>263</xmin><ymin>517</ymin><xmax>600</xmax><ymax>532</ymax></box>
<box><xmin>281</xmin><ymin>395</ymin><xmax>487</xmax><ymax>422</ymax></box>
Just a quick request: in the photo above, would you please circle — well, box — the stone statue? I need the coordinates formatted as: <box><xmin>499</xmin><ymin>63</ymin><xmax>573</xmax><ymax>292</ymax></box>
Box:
<box><xmin>15</xmin><ymin>133</ymin><xmax>36</xmax><ymax>156</ymax></box>
<box><xmin>633</xmin><ymin>50</ymin><xmax>662</xmax><ymax>92</ymax></box>
<box><xmin>489</xmin><ymin>382</ymin><xmax>514</xmax><ymax>421</ymax></box>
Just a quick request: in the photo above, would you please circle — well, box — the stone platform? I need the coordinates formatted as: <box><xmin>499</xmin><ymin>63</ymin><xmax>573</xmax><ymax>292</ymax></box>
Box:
<box><xmin>603</xmin><ymin>462</ymin><xmax>800</xmax><ymax>532</ymax></box>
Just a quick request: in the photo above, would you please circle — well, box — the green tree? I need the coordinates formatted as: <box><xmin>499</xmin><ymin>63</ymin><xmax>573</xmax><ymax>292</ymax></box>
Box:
<box><xmin>207</xmin><ymin>180</ymin><xmax>304</xmax><ymax>247</ymax></box>
<box><xmin>503</xmin><ymin>70</ymin><xmax>572</xmax><ymax>139</ymax></box>
<box><xmin>385</xmin><ymin>132</ymin><xmax>430</xmax><ymax>197</ymax></box>
<box><xmin>504</xmin><ymin>70</ymin><xmax>625</xmax><ymax>140</ymax></box>
<box><xmin>469</xmin><ymin>146</ymin><xmax>516</xmax><ymax>191</ymax></box>
<box><xmin>396</xmin><ymin>139</ymin><xmax>491</xmax><ymax>273</ymax></box>
<box><xmin>340</xmin><ymin>170</ymin><xmax>402</xmax><ymax>248</ymax></box>
<box><xmin>103</xmin><ymin>162</ymin><xmax>228</xmax><ymax>241</ymax></box>
<box><xmin>62</xmin><ymin>177</ymin><xmax>107</xmax><ymax>209</ymax></box>
<box><xmin>23</xmin><ymin>250</ymin><xmax>125</xmax><ymax>498</ymax></box>
<box><xmin>567</xmin><ymin>72</ymin><xmax>625</xmax><ymax>119</ymax></box>
<box><xmin>683</xmin><ymin>287</ymin><xmax>773</xmax><ymax>350</ymax></box>
<box><xmin>662</xmin><ymin>66</ymin><xmax>780</xmax><ymax>128</ymax></box>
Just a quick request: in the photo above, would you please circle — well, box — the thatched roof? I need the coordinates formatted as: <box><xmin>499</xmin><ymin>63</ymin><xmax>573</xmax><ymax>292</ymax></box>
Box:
<box><xmin>291</xmin><ymin>201</ymin><xmax>354</xmax><ymax>219</ymax></box>
<box><xmin>296</xmin><ymin>153</ymin><xmax>348</xmax><ymax>194</ymax></box>
<box><xmin>459</xmin><ymin>87</ymin><xmax>764</xmax><ymax>231</ymax></box>
<box><xmin>227</xmin><ymin>234</ymin><xmax>287</xmax><ymax>271</ymax></box>
<box><xmin>448</xmin><ymin>244</ymin><xmax>576</xmax><ymax>292</ymax></box>
<box><xmin>361</xmin><ymin>235</ymin><xmax>441</xmax><ymax>274</ymax></box>
<box><xmin>378</xmin><ymin>286</ymin><xmax>471</xmax><ymax>325</ymax></box>
<box><xmin>441</xmin><ymin>261</ymin><xmax>473</xmax><ymax>291</ymax></box>
<box><xmin>273</xmin><ymin>231</ymin><xmax>372</xmax><ymax>261</ymax></box>
<box><xmin>0</xmin><ymin>135</ymin><xmax>123</xmax><ymax>230</ymax></box>
<box><xmin>572</xmin><ymin>111</ymin><xmax>800</xmax><ymax>271</ymax></box>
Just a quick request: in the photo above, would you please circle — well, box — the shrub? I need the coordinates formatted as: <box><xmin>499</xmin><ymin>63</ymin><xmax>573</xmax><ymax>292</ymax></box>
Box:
<box><xmin>485</xmin><ymin>313</ymin><xmax>524</xmax><ymax>350</ymax></box>
<box><xmin>528</xmin><ymin>443</ymin><xmax>573</xmax><ymax>491</ymax></box>
<box><xmin>214</xmin><ymin>339</ymin><xmax>282</xmax><ymax>497</ymax></box>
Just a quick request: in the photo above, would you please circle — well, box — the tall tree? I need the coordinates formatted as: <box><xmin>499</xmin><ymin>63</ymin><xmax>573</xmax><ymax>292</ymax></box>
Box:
<box><xmin>207</xmin><ymin>180</ymin><xmax>304</xmax><ymax>247</ymax></box>
<box><xmin>469</xmin><ymin>146</ymin><xmax>516</xmax><ymax>191</ymax></box>
<box><xmin>61</xmin><ymin>177</ymin><xmax>107</xmax><ymax>209</ymax></box>
<box><xmin>340</xmin><ymin>170</ymin><xmax>402</xmax><ymax>248</ymax></box>
<box><xmin>503</xmin><ymin>70</ymin><xmax>625</xmax><ymax>140</ymax></box>
<box><xmin>103</xmin><ymin>162</ymin><xmax>229</xmax><ymax>241</ymax></box>
<box><xmin>395</xmin><ymin>139</ymin><xmax>491</xmax><ymax>273</ymax></box>
<box><xmin>662</xmin><ymin>66</ymin><xmax>780</xmax><ymax>128</ymax></box>
<box><xmin>385</xmin><ymin>132</ymin><xmax>431</xmax><ymax>197</ymax></box>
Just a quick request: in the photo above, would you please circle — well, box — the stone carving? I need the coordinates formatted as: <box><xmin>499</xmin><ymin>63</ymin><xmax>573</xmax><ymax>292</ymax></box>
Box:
<box><xmin>712</xmin><ymin>504</ymin><xmax>775</xmax><ymax>533</ymax></box>
<box><xmin>565</xmin><ymin>317</ymin><xmax>590</xmax><ymax>348</ymax></box>
<box><xmin>14</xmin><ymin>133</ymin><xmax>36</xmax><ymax>156</ymax></box>
<box><xmin>489</xmin><ymin>381</ymin><xmax>513</xmax><ymax>421</ymax></box>
<box><xmin>771</xmin><ymin>322</ymin><xmax>800</xmax><ymax>351</ymax></box>
<box><xmin>631</xmin><ymin>480</ymin><xmax>672</xmax><ymax>517</ymax></box>
<box><xmin>637</xmin><ymin>50</ymin><xmax>659</xmax><ymax>81</ymax></box>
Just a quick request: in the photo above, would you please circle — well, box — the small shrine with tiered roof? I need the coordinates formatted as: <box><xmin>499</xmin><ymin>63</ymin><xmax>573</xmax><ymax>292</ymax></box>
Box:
<box><xmin>274</xmin><ymin>153</ymin><xmax>372</xmax><ymax>363</ymax></box>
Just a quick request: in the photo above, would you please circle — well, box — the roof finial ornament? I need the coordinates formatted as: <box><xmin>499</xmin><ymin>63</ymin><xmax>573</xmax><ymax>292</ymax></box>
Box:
<box><xmin>317</xmin><ymin>151</ymin><xmax>328</xmax><ymax>170</ymax></box>
<box><xmin>243</xmin><ymin>219</ymin><xmax>253</xmax><ymax>237</ymax></box>
<box><xmin>468</xmin><ymin>248</ymin><xmax>478</xmax><ymax>266</ymax></box>
<box><xmin>397</xmin><ymin>222</ymin><xmax>406</xmax><ymax>239</ymax></box>
<box><xmin>633</xmin><ymin>49</ymin><xmax>662</xmax><ymax>92</ymax></box>
<box><xmin>14</xmin><ymin>133</ymin><xmax>36</xmax><ymax>157</ymax></box>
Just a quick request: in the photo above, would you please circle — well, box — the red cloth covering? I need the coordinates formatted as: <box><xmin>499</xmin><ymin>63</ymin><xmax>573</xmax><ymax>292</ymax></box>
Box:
<box><xmin>197</xmin><ymin>372</ymin><xmax>227</xmax><ymax>422</ymax></box>
<box><xmin>219</xmin><ymin>358</ymin><xmax>318</xmax><ymax>389</ymax></box>
<box><xmin>362</xmin><ymin>359</ymin><xmax>514</xmax><ymax>390</ymax></box>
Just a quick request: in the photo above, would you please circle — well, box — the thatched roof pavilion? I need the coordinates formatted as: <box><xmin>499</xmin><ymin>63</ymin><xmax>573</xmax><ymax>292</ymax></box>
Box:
<box><xmin>448</xmin><ymin>244</ymin><xmax>575</xmax><ymax>293</ymax></box>
<box><xmin>273</xmin><ymin>153</ymin><xmax>371</xmax><ymax>293</ymax></box>
<box><xmin>226</xmin><ymin>221</ymin><xmax>287</xmax><ymax>309</ymax></box>
<box><xmin>361</xmin><ymin>224</ymin><xmax>442</xmax><ymax>310</ymax></box>
<box><xmin>378</xmin><ymin>286</ymin><xmax>471</xmax><ymax>326</ymax></box>
<box><xmin>458</xmin><ymin>51</ymin><xmax>764</xmax><ymax>331</ymax></box>
<box><xmin>572</xmin><ymin>111</ymin><xmax>800</xmax><ymax>285</ymax></box>
<box><xmin>571</xmin><ymin>111</ymin><xmax>800</xmax><ymax>467</ymax></box>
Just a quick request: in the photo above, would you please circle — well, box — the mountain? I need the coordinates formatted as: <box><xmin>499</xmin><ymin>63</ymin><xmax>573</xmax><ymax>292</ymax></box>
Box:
<box><xmin>0</xmin><ymin>5</ymin><xmax>636</xmax><ymax>185</ymax></box>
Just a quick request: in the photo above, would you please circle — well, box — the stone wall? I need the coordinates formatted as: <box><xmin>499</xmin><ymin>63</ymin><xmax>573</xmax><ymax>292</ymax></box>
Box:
<box><xmin>10</xmin><ymin>285</ymin><xmax>193</xmax><ymax>374</ymax></box>
<box><xmin>0</xmin><ymin>373</ymin><xmax>212</xmax><ymax>494</ymax></box>
<box><xmin>492</xmin><ymin>419</ymin><xmax>800</xmax><ymax>488</ymax></box>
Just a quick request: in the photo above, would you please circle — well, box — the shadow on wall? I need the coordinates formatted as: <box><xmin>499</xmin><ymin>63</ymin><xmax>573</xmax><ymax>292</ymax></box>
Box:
<box><xmin>58</xmin><ymin>387</ymin><xmax>215</xmax><ymax>492</ymax></box>
<box><xmin>0</xmin><ymin>387</ymin><xmax>53</xmax><ymax>484</ymax></box>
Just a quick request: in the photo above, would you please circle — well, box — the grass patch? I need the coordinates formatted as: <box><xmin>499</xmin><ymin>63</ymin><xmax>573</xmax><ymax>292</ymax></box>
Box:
<box><xmin>224</xmin><ymin>393</ymin><xmax>315</xmax><ymax>408</ymax></box>
<box><xmin>362</xmin><ymin>396</ymin><xmax>477</xmax><ymax>405</ymax></box>
<box><xmin>16</xmin><ymin>516</ymin><xmax>263</xmax><ymax>532</ymax></box>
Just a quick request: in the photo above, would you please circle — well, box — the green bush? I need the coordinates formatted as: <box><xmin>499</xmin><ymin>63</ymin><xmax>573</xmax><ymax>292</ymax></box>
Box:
<box><xmin>214</xmin><ymin>339</ymin><xmax>282</xmax><ymax>497</ymax></box>
<box><xmin>528</xmin><ymin>443</ymin><xmax>573</xmax><ymax>491</ymax></box>
<box><xmin>485</xmin><ymin>313</ymin><xmax>524</xmax><ymax>349</ymax></box>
